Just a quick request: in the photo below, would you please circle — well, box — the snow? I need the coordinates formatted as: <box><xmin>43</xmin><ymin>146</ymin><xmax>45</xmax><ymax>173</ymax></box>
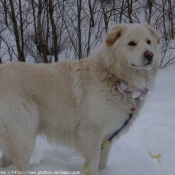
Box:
<box><xmin>0</xmin><ymin>65</ymin><xmax>175</xmax><ymax>175</ymax></box>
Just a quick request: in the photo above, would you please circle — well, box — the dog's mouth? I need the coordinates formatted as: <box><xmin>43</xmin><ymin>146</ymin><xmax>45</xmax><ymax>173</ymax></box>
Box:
<box><xmin>131</xmin><ymin>64</ymin><xmax>152</xmax><ymax>70</ymax></box>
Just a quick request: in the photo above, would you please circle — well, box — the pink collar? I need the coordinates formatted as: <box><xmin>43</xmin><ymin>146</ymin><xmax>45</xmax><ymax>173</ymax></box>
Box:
<box><xmin>116</xmin><ymin>79</ymin><xmax>149</xmax><ymax>100</ymax></box>
<box><xmin>116</xmin><ymin>79</ymin><xmax>149</xmax><ymax>113</ymax></box>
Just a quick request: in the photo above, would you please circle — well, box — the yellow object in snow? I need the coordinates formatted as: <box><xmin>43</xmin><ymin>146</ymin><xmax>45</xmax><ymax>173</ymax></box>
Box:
<box><xmin>149</xmin><ymin>151</ymin><xmax>162</xmax><ymax>163</ymax></box>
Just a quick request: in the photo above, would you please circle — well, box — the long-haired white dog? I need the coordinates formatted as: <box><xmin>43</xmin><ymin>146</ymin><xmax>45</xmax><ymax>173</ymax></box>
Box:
<box><xmin>0</xmin><ymin>23</ymin><xmax>160</xmax><ymax>175</ymax></box>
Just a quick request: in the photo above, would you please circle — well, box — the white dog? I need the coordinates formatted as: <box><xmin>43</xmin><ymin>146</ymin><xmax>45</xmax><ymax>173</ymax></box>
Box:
<box><xmin>0</xmin><ymin>23</ymin><xmax>160</xmax><ymax>175</ymax></box>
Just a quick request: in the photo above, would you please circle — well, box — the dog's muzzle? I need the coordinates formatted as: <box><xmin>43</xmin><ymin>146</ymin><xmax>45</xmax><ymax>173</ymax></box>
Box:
<box><xmin>144</xmin><ymin>50</ymin><xmax>153</xmax><ymax>66</ymax></box>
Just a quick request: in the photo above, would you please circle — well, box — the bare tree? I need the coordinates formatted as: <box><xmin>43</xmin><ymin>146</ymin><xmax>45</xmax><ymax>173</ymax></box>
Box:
<box><xmin>49</xmin><ymin>0</ymin><xmax>58</xmax><ymax>62</ymax></box>
<box><xmin>9</xmin><ymin>0</ymin><xmax>25</xmax><ymax>61</ymax></box>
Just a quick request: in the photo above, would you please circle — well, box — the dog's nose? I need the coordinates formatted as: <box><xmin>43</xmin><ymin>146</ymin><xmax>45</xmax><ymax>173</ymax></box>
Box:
<box><xmin>144</xmin><ymin>50</ymin><xmax>153</xmax><ymax>65</ymax></box>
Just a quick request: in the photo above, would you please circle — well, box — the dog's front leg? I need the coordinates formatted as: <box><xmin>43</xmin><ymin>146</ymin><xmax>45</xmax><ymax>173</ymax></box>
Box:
<box><xmin>77</xmin><ymin>126</ymin><xmax>103</xmax><ymax>175</ymax></box>
<box><xmin>99</xmin><ymin>142</ymin><xmax>113</xmax><ymax>170</ymax></box>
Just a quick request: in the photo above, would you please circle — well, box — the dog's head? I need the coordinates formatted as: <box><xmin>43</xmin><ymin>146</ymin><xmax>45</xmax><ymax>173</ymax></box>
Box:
<box><xmin>104</xmin><ymin>23</ymin><xmax>160</xmax><ymax>71</ymax></box>
<box><xmin>98</xmin><ymin>23</ymin><xmax>160</xmax><ymax>89</ymax></box>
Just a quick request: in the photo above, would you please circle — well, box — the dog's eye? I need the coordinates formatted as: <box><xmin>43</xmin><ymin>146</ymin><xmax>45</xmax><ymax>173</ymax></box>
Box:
<box><xmin>147</xmin><ymin>40</ymin><xmax>151</xmax><ymax>44</ymax></box>
<box><xmin>128</xmin><ymin>42</ymin><xmax>136</xmax><ymax>46</ymax></box>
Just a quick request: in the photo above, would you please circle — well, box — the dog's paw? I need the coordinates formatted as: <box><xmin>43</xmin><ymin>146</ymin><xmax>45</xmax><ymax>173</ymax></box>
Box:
<box><xmin>99</xmin><ymin>164</ymin><xmax>107</xmax><ymax>170</ymax></box>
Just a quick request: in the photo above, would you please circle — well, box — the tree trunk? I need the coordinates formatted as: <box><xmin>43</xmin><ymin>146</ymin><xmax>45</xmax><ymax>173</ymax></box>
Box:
<box><xmin>37</xmin><ymin>0</ymin><xmax>48</xmax><ymax>63</ymax></box>
<box><xmin>77</xmin><ymin>0</ymin><xmax>82</xmax><ymax>60</ymax></box>
<box><xmin>147</xmin><ymin>0</ymin><xmax>153</xmax><ymax>24</ymax></box>
<box><xmin>49</xmin><ymin>0</ymin><xmax>58</xmax><ymax>62</ymax></box>
<box><xmin>19</xmin><ymin>0</ymin><xmax>24</xmax><ymax>59</ymax></box>
<box><xmin>88</xmin><ymin>0</ymin><xmax>95</xmax><ymax>27</ymax></box>
<box><xmin>9</xmin><ymin>0</ymin><xmax>25</xmax><ymax>61</ymax></box>
<box><xmin>167</xmin><ymin>0</ymin><xmax>174</xmax><ymax>39</ymax></box>
<box><xmin>127</xmin><ymin>0</ymin><xmax>132</xmax><ymax>23</ymax></box>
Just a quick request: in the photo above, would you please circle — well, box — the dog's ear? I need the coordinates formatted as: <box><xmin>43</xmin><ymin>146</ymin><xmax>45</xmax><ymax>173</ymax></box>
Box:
<box><xmin>106</xmin><ymin>26</ymin><xmax>124</xmax><ymax>46</ymax></box>
<box><xmin>143</xmin><ymin>23</ymin><xmax>160</xmax><ymax>44</ymax></box>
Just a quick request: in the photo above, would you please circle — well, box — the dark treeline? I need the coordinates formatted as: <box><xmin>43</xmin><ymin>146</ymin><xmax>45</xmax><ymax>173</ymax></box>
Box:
<box><xmin>0</xmin><ymin>0</ymin><xmax>174</xmax><ymax>68</ymax></box>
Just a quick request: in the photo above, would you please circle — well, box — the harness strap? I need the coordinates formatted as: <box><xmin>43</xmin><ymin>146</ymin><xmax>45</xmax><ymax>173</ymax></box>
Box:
<box><xmin>84</xmin><ymin>113</ymin><xmax>133</xmax><ymax>175</ymax></box>
<box><xmin>101</xmin><ymin>113</ymin><xmax>133</xmax><ymax>149</ymax></box>
<box><xmin>84</xmin><ymin>163</ymin><xmax>88</xmax><ymax>175</ymax></box>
